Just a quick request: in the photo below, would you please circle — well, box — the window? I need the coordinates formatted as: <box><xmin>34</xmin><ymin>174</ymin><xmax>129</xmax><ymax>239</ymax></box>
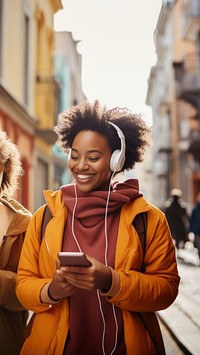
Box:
<box><xmin>18</xmin><ymin>159</ymin><xmax>29</xmax><ymax>209</ymax></box>
<box><xmin>35</xmin><ymin>158</ymin><xmax>49</xmax><ymax>211</ymax></box>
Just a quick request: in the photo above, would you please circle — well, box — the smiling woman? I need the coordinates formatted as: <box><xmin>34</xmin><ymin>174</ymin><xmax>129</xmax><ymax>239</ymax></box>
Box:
<box><xmin>16</xmin><ymin>100</ymin><xmax>179</xmax><ymax>355</ymax></box>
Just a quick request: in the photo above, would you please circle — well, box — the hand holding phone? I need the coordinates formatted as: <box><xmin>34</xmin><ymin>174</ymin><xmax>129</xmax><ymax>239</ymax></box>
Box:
<box><xmin>58</xmin><ymin>252</ymin><xmax>92</xmax><ymax>267</ymax></box>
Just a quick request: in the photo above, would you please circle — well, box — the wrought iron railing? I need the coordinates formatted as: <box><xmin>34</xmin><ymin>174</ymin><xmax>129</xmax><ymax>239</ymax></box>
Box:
<box><xmin>177</xmin><ymin>52</ymin><xmax>200</xmax><ymax>91</ymax></box>
<box><xmin>182</xmin><ymin>0</ymin><xmax>200</xmax><ymax>35</ymax></box>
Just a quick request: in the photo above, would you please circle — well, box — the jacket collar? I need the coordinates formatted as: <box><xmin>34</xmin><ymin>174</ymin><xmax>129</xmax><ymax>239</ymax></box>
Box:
<box><xmin>0</xmin><ymin>196</ymin><xmax>32</xmax><ymax>235</ymax></box>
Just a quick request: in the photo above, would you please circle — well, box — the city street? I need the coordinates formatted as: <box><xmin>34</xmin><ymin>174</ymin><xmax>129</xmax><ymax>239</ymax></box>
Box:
<box><xmin>159</xmin><ymin>320</ymin><xmax>185</xmax><ymax>354</ymax></box>
<box><xmin>158</xmin><ymin>242</ymin><xmax>200</xmax><ymax>355</ymax></box>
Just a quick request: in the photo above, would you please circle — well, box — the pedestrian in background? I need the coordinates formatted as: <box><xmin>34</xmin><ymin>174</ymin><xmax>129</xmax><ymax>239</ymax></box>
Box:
<box><xmin>189</xmin><ymin>192</ymin><xmax>200</xmax><ymax>262</ymax></box>
<box><xmin>0</xmin><ymin>131</ymin><xmax>32</xmax><ymax>355</ymax></box>
<box><xmin>17</xmin><ymin>100</ymin><xmax>179</xmax><ymax>355</ymax></box>
<box><xmin>164</xmin><ymin>189</ymin><xmax>189</xmax><ymax>250</ymax></box>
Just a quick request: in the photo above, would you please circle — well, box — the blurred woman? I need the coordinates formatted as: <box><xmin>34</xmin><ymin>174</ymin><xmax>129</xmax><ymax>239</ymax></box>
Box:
<box><xmin>190</xmin><ymin>192</ymin><xmax>200</xmax><ymax>262</ymax></box>
<box><xmin>164</xmin><ymin>189</ymin><xmax>189</xmax><ymax>249</ymax></box>
<box><xmin>0</xmin><ymin>131</ymin><xmax>32</xmax><ymax>355</ymax></box>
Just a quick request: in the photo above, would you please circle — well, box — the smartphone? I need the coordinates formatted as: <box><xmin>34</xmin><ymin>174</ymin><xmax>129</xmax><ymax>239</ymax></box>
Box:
<box><xmin>58</xmin><ymin>252</ymin><xmax>92</xmax><ymax>267</ymax></box>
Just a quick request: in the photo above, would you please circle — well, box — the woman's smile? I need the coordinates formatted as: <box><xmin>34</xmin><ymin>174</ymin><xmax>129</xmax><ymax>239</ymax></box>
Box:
<box><xmin>76</xmin><ymin>173</ymin><xmax>95</xmax><ymax>182</ymax></box>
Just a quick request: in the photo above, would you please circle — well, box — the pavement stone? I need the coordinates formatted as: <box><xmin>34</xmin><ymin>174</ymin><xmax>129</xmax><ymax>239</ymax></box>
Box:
<box><xmin>158</xmin><ymin>243</ymin><xmax>200</xmax><ymax>355</ymax></box>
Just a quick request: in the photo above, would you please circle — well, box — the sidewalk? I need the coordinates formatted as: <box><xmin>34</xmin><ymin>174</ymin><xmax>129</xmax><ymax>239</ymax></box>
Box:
<box><xmin>158</xmin><ymin>243</ymin><xmax>200</xmax><ymax>355</ymax></box>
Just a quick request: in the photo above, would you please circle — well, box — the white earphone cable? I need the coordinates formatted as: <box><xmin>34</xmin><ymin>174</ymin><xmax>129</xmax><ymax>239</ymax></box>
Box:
<box><xmin>97</xmin><ymin>289</ymin><xmax>106</xmax><ymax>355</ymax></box>
<box><xmin>71</xmin><ymin>175</ymin><xmax>118</xmax><ymax>355</ymax></box>
<box><xmin>104</xmin><ymin>175</ymin><xmax>114</xmax><ymax>267</ymax></box>
<box><xmin>72</xmin><ymin>183</ymin><xmax>82</xmax><ymax>252</ymax></box>
<box><xmin>103</xmin><ymin>173</ymin><xmax>118</xmax><ymax>355</ymax></box>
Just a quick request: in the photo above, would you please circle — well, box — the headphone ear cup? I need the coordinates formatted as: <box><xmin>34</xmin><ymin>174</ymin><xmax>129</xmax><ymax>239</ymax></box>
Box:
<box><xmin>0</xmin><ymin>171</ymin><xmax>3</xmax><ymax>186</ymax></box>
<box><xmin>110</xmin><ymin>150</ymin><xmax>121</xmax><ymax>172</ymax></box>
<box><xmin>108</xmin><ymin>121</ymin><xmax>126</xmax><ymax>172</ymax></box>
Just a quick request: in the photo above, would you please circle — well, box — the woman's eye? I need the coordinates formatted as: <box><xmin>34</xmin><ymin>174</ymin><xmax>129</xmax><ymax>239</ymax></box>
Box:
<box><xmin>70</xmin><ymin>155</ymin><xmax>100</xmax><ymax>162</ymax></box>
<box><xmin>71</xmin><ymin>155</ymin><xmax>79</xmax><ymax>160</ymax></box>
<box><xmin>89</xmin><ymin>157</ymin><xmax>100</xmax><ymax>162</ymax></box>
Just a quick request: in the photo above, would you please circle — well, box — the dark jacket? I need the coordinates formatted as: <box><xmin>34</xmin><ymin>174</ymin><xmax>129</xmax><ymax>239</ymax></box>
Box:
<box><xmin>164</xmin><ymin>197</ymin><xmax>188</xmax><ymax>242</ymax></box>
<box><xmin>190</xmin><ymin>203</ymin><xmax>200</xmax><ymax>235</ymax></box>
<box><xmin>0</xmin><ymin>196</ymin><xmax>31</xmax><ymax>355</ymax></box>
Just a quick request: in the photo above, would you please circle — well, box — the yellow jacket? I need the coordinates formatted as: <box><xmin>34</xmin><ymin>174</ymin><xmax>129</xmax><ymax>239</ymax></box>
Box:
<box><xmin>0</xmin><ymin>196</ymin><xmax>32</xmax><ymax>355</ymax></box>
<box><xmin>16</xmin><ymin>190</ymin><xmax>180</xmax><ymax>355</ymax></box>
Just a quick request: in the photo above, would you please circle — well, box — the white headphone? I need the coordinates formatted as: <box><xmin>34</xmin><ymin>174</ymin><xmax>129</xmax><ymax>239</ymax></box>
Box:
<box><xmin>108</xmin><ymin>122</ymin><xmax>126</xmax><ymax>172</ymax></box>
<box><xmin>0</xmin><ymin>171</ymin><xmax>3</xmax><ymax>186</ymax></box>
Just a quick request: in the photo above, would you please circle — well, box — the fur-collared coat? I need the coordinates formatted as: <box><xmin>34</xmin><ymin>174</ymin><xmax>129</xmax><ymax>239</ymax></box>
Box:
<box><xmin>0</xmin><ymin>196</ymin><xmax>31</xmax><ymax>355</ymax></box>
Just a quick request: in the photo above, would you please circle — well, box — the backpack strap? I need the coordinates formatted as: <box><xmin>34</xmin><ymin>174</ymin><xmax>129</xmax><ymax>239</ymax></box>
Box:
<box><xmin>133</xmin><ymin>213</ymin><xmax>166</xmax><ymax>354</ymax></box>
<box><xmin>41</xmin><ymin>205</ymin><xmax>53</xmax><ymax>240</ymax></box>
<box><xmin>133</xmin><ymin>212</ymin><xmax>147</xmax><ymax>273</ymax></box>
<box><xmin>26</xmin><ymin>205</ymin><xmax>53</xmax><ymax>338</ymax></box>
<box><xmin>139</xmin><ymin>312</ymin><xmax>166</xmax><ymax>354</ymax></box>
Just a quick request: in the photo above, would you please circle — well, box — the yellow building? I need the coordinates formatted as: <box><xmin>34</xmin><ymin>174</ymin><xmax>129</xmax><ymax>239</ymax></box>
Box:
<box><xmin>32</xmin><ymin>0</ymin><xmax>63</xmax><ymax>210</ymax></box>
<box><xmin>0</xmin><ymin>0</ymin><xmax>62</xmax><ymax>211</ymax></box>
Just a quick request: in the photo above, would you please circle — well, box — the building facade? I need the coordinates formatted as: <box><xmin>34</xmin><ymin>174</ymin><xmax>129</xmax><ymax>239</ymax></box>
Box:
<box><xmin>146</xmin><ymin>0</ymin><xmax>200</xmax><ymax>209</ymax></box>
<box><xmin>53</xmin><ymin>31</ymin><xmax>86</xmax><ymax>189</ymax></box>
<box><xmin>0</xmin><ymin>0</ymin><xmax>64</xmax><ymax>212</ymax></box>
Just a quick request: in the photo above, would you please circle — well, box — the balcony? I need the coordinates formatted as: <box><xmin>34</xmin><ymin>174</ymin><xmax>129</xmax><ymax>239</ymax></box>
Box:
<box><xmin>157</xmin><ymin>130</ymin><xmax>172</xmax><ymax>154</ymax></box>
<box><xmin>188</xmin><ymin>137</ymin><xmax>200</xmax><ymax>162</ymax></box>
<box><xmin>35</xmin><ymin>128</ymin><xmax>57</xmax><ymax>145</ymax></box>
<box><xmin>35</xmin><ymin>72</ymin><xmax>60</xmax><ymax>145</ymax></box>
<box><xmin>174</xmin><ymin>53</ymin><xmax>200</xmax><ymax>111</ymax></box>
<box><xmin>182</xmin><ymin>0</ymin><xmax>200</xmax><ymax>41</ymax></box>
<box><xmin>187</xmin><ymin>128</ymin><xmax>200</xmax><ymax>163</ymax></box>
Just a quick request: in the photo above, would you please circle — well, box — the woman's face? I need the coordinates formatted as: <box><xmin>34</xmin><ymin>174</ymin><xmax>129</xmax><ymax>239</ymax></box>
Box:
<box><xmin>69</xmin><ymin>130</ymin><xmax>112</xmax><ymax>192</ymax></box>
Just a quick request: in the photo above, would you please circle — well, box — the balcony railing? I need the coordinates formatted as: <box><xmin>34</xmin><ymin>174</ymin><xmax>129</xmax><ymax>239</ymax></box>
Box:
<box><xmin>35</xmin><ymin>72</ymin><xmax>60</xmax><ymax>127</ymax></box>
<box><xmin>35</xmin><ymin>71</ymin><xmax>60</xmax><ymax>145</ymax></box>
<box><xmin>181</xmin><ymin>0</ymin><xmax>200</xmax><ymax>40</ymax></box>
<box><xmin>174</xmin><ymin>53</ymin><xmax>200</xmax><ymax>108</ymax></box>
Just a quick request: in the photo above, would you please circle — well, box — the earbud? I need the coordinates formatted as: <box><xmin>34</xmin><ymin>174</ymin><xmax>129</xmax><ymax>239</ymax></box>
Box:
<box><xmin>108</xmin><ymin>122</ymin><xmax>126</xmax><ymax>172</ymax></box>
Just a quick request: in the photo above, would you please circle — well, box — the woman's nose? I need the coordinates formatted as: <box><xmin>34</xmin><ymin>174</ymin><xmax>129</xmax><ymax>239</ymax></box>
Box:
<box><xmin>77</xmin><ymin>158</ymin><xmax>89</xmax><ymax>170</ymax></box>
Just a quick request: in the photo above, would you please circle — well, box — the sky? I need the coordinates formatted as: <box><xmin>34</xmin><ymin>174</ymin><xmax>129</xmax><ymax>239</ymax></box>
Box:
<box><xmin>54</xmin><ymin>0</ymin><xmax>163</xmax><ymax>126</ymax></box>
